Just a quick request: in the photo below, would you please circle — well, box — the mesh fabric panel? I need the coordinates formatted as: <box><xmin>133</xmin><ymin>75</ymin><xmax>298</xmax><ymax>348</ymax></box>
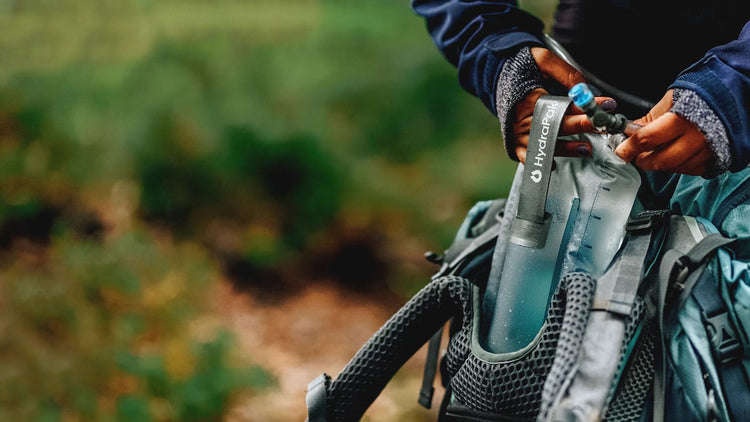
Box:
<box><xmin>604</xmin><ymin>322</ymin><xmax>656</xmax><ymax>422</ymax></box>
<box><xmin>537</xmin><ymin>272</ymin><xmax>597</xmax><ymax>420</ymax></box>
<box><xmin>322</xmin><ymin>270</ymin><xmax>653</xmax><ymax>422</ymax></box>
<box><xmin>446</xmin><ymin>272</ymin><xmax>596</xmax><ymax>418</ymax></box>
<box><xmin>326</xmin><ymin>275</ymin><xmax>473</xmax><ymax>422</ymax></box>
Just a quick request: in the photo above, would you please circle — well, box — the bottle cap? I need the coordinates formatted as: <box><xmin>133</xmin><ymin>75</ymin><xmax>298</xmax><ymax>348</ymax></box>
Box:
<box><xmin>568</xmin><ymin>83</ymin><xmax>594</xmax><ymax>108</ymax></box>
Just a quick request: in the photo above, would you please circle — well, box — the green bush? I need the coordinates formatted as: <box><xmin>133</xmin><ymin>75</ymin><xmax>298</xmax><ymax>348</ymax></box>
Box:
<box><xmin>136</xmin><ymin>123</ymin><xmax>344</xmax><ymax>266</ymax></box>
<box><xmin>0</xmin><ymin>0</ymin><xmax>517</xmax><ymax>279</ymax></box>
<box><xmin>0</xmin><ymin>229</ymin><xmax>272</xmax><ymax>422</ymax></box>
<box><xmin>0</xmin><ymin>1</ymin><xmax>559</xmax><ymax>420</ymax></box>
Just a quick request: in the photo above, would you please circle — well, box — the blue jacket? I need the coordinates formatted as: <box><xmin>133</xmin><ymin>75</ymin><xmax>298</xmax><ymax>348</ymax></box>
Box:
<box><xmin>411</xmin><ymin>0</ymin><xmax>750</xmax><ymax>170</ymax></box>
<box><xmin>672</xmin><ymin>23</ymin><xmax>750</xmax><ymax>172</ymax></box>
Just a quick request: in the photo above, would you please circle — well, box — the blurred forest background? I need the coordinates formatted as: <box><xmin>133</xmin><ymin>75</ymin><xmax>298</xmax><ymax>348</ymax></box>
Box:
<box><xmin>0</xmin><ymin>0</ymin><xmax>554</xmax><ymax>421</ymax></box>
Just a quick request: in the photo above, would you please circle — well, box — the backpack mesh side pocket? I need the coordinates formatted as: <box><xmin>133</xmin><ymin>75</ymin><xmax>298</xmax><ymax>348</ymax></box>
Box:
<box><xmin>445</xmin><ymin>272</ymin><xmax>596</xmax><ymax>419</ymax></box>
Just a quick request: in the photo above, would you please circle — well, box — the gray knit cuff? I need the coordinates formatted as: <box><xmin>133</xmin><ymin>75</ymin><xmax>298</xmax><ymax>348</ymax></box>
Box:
<box><xmin>495</xmin><ymin>46</ymin><xmax>544</xmax><ymax>161</ymax></box>
<box><xmin>670</xmin><ymin>88</ymin><xmax>732</xmax><ymax>177</ymax></box>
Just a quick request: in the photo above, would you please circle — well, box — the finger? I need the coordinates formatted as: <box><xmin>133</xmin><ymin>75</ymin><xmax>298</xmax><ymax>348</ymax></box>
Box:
<box><xmin>511</xmin><ymin>89</ymin><xmax>546</xmax><ymax>153</ymax></box>
<box><xmin>530</xmin><ymin>47</ymin><xmax>585</xmax><ymax>89</ymax></box>
<box><xmin>559</xmin><ymin>114</ymin><xmax>595</xmax><ymax>136</ymax></box>
<box><xmin>569</xmin><ymin>97</ymin><xmax>618</xmax><ymax>115</ymax></box>
<box><xmin>634</xmin><ymin>132</ymin><xmax>706</xmax><ymax>171</ymax></box>
<box><xmin>633</xmin><ymin>121</ymin><xmax>711</xmax><ymax>173</ymax></box>
<box><xmin>635</xmin><ymin>143</ymin><xmax>696</xmax><ymax>172</ymax></box>
<box><xmin>515</xmin><ymin>88</ymin><xmax>548</xmax><ymax>120</ymax></box>
<box><xmin>638</xmin><ymin>146</ymin><xmax>712</xmax><ymax>176</ymax></box>
<box><xmin>512</xmin><ymin>120</ymin><xmax>532</xmax><ymax>147</ymax></box>
<box><xmin>632</xmin><ymin>90</ymin><xmax>674</xmax><ymax>126</ymax></box>
<box><xmin>516</xmin><ymin>145</ymin><xmax>527</xmax><ymax>164</ymax></box>
<box><xmin>614</xmin><ymin>113</ymin><xmax>690</xmax><ymax>162</ymax></box>
<box><xmin>555</xmin><ymin>140</ymin><xmax>591</xmax><ymax>157</ymax></box>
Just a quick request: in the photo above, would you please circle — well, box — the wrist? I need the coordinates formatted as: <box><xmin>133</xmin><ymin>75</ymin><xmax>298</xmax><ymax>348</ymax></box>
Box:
<box><xmin>670</xmin><ymin>88</ymin><xmax>732</xmax><ymax>177</ymax></box>
<box><xmin>495</xmin><ymin>46</ymin><xmax>544</xmax><ymax>161</ymax></box>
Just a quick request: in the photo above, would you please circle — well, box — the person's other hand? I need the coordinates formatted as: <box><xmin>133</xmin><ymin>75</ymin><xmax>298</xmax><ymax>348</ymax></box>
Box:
<box><xmin>513</xmin><ymin>48</ymin><xmax>616</xmax><ymax>163</ymax></box>
<box><xmin>614</xmin><ymin>90</ymin><xmax>714</xmax><ymax>176</ymax></box>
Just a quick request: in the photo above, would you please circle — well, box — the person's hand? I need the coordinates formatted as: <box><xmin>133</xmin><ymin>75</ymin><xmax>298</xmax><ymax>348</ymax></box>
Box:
<box><xmin>513</xmin><ymin>47</ymin><xmax>617</xmax><ymax>163</ymax></box>
<box><xmin>614</xmin><ymin>90</ymin><xmax>714</xmax><ymax>176</ymax></box>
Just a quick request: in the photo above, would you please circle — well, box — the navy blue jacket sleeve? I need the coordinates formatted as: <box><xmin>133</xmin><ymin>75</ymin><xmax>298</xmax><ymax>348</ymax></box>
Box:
<box><xmin>411</xmin><ymin>0</ymin><xmax>545</xmax><ymax>113</ymax></box>
<box><xmin>671</xmin><ymin>21</ymin><xmax>750</xmax><ymax>172</ymax></box>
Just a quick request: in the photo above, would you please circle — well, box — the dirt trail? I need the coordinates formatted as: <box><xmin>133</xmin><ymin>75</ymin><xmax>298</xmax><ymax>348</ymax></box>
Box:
<box><xmin>218</xmin><ymin>281</ymin><xmax>443</xmax><ymax>422</ymax></box>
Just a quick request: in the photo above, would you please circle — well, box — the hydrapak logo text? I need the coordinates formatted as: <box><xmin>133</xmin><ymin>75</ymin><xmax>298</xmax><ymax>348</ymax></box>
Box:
<box><xmin>529</xmin><ymin>102</ymin><xmax>558</xmax><ymax>183</ymax></box>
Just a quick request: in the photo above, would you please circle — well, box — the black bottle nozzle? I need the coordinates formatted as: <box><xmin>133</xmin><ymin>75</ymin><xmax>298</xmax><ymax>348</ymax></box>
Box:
<box><xmin>568</xmin><ymin>83</ymin><xmax>641</xmax><ymax>135</ymax></box>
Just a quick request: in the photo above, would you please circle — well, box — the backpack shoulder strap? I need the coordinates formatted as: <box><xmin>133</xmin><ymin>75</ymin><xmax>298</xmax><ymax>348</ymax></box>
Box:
<box><xmin>545</xmin><ymin>210</ymin><xmax>668</xmax><ymax>421</ymax></box>
<box><xmin>593</xmin><ymin>210</ymin><xmax>670</xmax><ymax>316</ymax></box>
<box><xmin>419</xmin><ymin>198</ymin><xmax>509</xmax><ymax>409</ymax></box>
<box><xmin>305</xmin><ymin>274</ymin><xmax>473</xmax><ymax>421</ymax></box>
<box><xmin>436</xmin><ymin>199</ymin><xmax>506</xmax><ymax>279</ymax></box>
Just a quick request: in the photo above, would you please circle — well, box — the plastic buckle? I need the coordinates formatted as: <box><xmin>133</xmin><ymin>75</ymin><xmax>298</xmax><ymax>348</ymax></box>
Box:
<box><xmin>418</xmin><ymin>386</ymin><xmax>435</xmax><ymax>409</ymax></box>
<box><xmin>306</xmin><ymin>373</ymin><xmax>331</xmax><ymax>422</ymax></box>
<box><xmin>626</xmin><ymin>210</ymin><xmax>669</xmax><ymax>232</ymax></box>
<box><xmin>424</xmin><ymin>251</ymin><xmax>444</xmax><ymax>265</ymax></box>
<box><xmin>705</xmin><ymin>311</ymin><xmax>742</xmax><ymax>365</ymax></box>
<box><xmin>669</xmin><ymin>256</ymin><xmax>692</xmax><ymax>290</ymax></box>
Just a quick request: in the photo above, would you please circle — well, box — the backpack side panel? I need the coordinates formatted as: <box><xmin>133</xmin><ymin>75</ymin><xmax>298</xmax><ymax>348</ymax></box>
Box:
<box><xmin>668</xmin><ymin>288</ymin><xmax>730</xmax><ymax>421</ymax></box>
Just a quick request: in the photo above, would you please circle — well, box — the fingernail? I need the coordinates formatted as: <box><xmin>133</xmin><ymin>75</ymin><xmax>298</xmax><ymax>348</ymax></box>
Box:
<box><xmin>601</xmin><ymin>99</ymin><xmax>617</xmax><ymax>112</ymax></box>
<box><xmin>576</xmin><ymin>145</ymin><xmax>590</xmax><ymax>156</ymax></box>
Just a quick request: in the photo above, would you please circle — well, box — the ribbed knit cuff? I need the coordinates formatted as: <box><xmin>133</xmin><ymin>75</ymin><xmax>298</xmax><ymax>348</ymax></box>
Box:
<box><xmin>495</xmin><ymin>47</ymin><xmax>544</xmax><ymax>161</ymax></box>
<box><xmin>670</xmin><ymin>88</ymin><xmax>732</xmax><ymax>177</ymax></box>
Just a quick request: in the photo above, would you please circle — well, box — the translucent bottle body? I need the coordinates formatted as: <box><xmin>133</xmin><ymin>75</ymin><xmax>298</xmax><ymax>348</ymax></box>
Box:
<box><xmin>483</xmin><ymin>135</ymin><xmax>641</xmax><ymax>355</ymax></box>
<box><xmin>484</xmin><ymin>193</ymin><xmax>577</xmax><ymax>354</ymax></box>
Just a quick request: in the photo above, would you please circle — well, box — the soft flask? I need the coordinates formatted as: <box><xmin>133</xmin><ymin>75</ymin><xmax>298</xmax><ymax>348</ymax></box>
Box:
<box><xmin>482</xmin><ymin>96</ymin><xmax>642</xmax><ymax>354</ymax></box>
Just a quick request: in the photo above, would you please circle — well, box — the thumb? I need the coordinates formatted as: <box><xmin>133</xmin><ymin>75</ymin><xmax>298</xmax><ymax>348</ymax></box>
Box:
<box><xmin>633</xmin><ymin>89</ymin><xmax>674</xmax><ymax>126</ymax></box>
<box><xmin>530</xmin><ymin>47</ymin><xmax>585</xmax><ymax>89</ymax></box>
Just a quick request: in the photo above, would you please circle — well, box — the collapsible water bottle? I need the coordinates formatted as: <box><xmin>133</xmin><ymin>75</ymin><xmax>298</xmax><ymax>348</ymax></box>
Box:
<box><xmin>483</xmin><ymin>96</ymin><xmax>641</xmax><ymax>354</ymax></box>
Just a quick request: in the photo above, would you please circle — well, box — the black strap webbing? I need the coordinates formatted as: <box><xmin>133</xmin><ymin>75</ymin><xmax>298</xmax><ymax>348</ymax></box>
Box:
<box><xmin>306</xmin><ymin>373</ymin><xmax>331</xmax><ymax>422</ymax></box>
<box><xmin>674</xmin><ymin>234</ymin><xmax>738</xmax><ymax>311</ymax></box>
<box><xmin>419</xmin><ymin>326</ymin><xmax>444</xmax><ymax>409</ymax></box>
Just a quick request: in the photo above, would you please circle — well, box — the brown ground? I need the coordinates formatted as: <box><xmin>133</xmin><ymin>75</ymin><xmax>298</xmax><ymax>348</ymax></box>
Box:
<box><xmin>218</xmin><ymin>281</ymin><xmax>444</xmax><ymax>422</ymax></box>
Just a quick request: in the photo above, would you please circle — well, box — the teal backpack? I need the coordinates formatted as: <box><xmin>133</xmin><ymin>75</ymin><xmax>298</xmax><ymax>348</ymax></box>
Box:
<box><xmin>644</xmin><ymin>171</ymin><xmax>750</xmax><ymax>422</ymax></box>
<box><xmin>305</xmin><ymin>96</ymin><xmax>750</xmax><ymax>422</ymax></box>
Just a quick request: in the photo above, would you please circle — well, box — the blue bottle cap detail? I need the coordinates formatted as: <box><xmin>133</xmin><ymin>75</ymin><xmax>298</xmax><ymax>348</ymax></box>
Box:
<box><xmin>569</xmin><ymin>83</ymin><xmax>594</xmax><ymax>108</ymax></box>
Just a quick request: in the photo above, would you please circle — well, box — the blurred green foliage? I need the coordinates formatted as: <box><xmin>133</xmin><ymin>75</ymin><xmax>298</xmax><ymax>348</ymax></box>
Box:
<box><xmin>0</xmin><ymin>229</ymin><xmax>272</xmax><ymax>421</ymax></box>
<box><xmin>0</xmin><ymin>0</ymin><xmax>522</xmax><ymax>290</ymax></box>
<box><xmin>0</xmin><ymin>0</ymin><xmax>543</xmax><ymax>419</ymax></box>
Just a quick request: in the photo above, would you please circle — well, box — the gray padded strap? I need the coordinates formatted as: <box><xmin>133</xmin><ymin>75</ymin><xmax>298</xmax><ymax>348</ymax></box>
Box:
<box><xmin>306</xmin><ymin>373</ymin><xmax>331</xmax><ymax>422</ymax></box>
<box><xmin>608</xmin><ymin>231</ymin><xmax>652</xmax><ymax>315</ymax></box>
<box><xmin>659</xmin><ymin>234</ymin><xmax>736</xmax><ymax>309</ymax></box>
<box><xmin>595</xmin><ymin>229</ymin><xmax>653</xmax><ymax>316</ymax></box>
<box><xmin>593</xmin><ymin>210</ymin><xmax>669</xmax><ymax>316</ymax></box>
<box><xmin>511</xmin><ymin>96</ymin><xmax>572</xmax><ymax>249</ymax></box>
<box><xmin>685</xmin><ymin>234</ymin><xmax>736</xmax><ymax>267</ymax></box>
